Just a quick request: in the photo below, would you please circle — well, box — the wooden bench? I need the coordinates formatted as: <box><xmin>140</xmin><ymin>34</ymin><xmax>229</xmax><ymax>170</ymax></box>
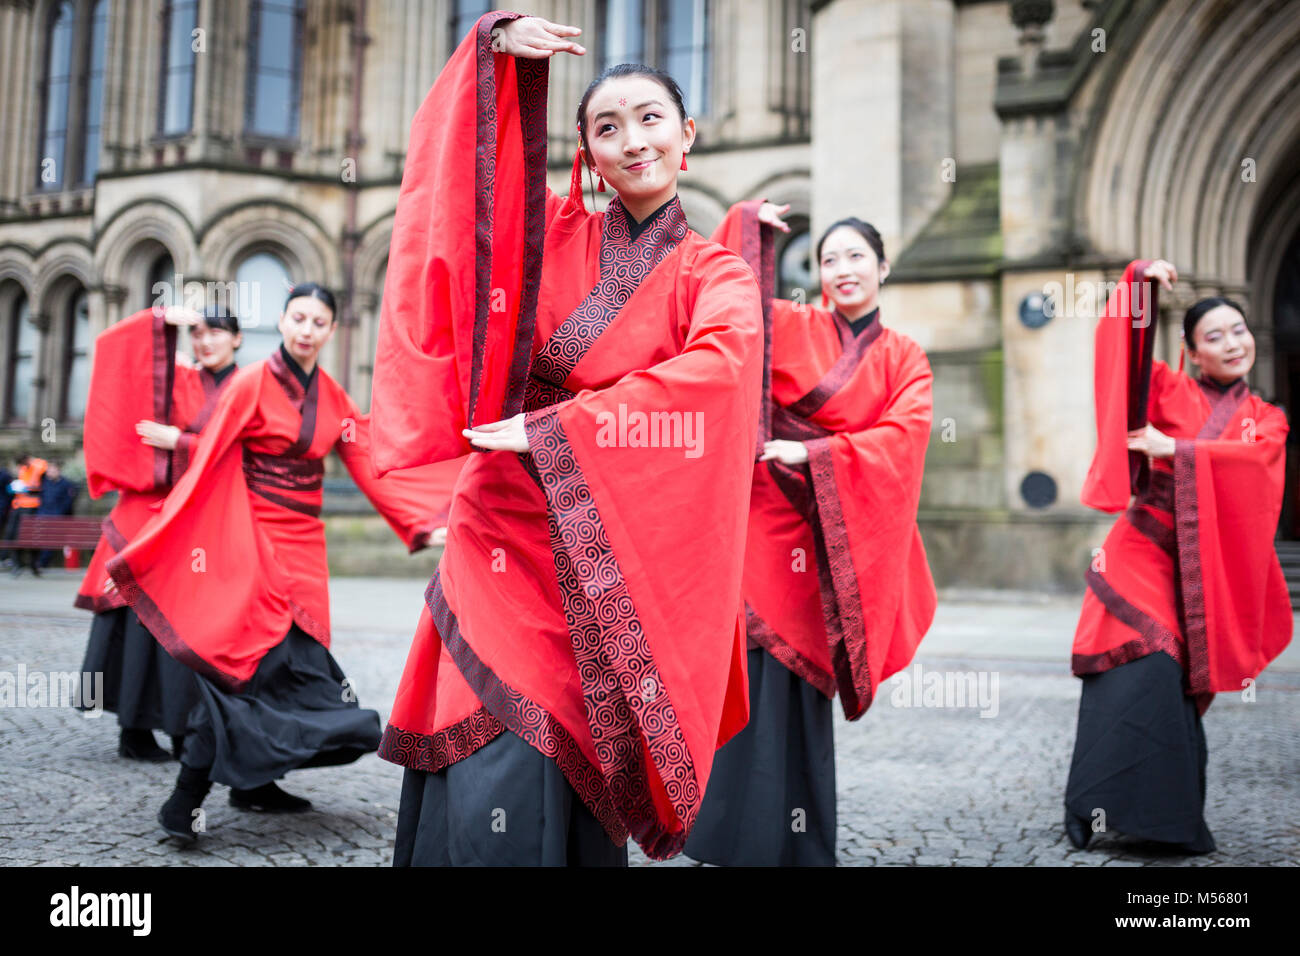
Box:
<box><xmin>0</xmin><ymin>514</ymin><xmax>103</xmax><ymax>558</ymax></box>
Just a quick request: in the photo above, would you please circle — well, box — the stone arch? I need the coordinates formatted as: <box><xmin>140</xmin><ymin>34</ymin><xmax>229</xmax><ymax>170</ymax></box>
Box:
<box><xmin>95</xmin><ymin>199</ymin><xmax>200</xmax><ymax>297</ymax></box>
<box><xmin>198</xmin><ymin>201</ymin><xmax>340</xmax><ymax>289</ymax></box>
<box><xmin>1076</xmin><ymin>0</ymin><xmax>1300</xmax><ymax>300</ymax></box>
<box><xmin>32</xmin><ymin>239</ymin><xmax>94</xmax><ymax>312</ymax></box>
<box><xmin>355</xmin><ymin>211</ymin><xmax>394</xmax><ymax>301</ymax></box>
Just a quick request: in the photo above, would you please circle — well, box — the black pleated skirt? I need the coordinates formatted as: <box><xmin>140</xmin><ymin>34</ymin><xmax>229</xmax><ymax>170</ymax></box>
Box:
<box><xmin>180</xmin><ymin>626</ymin><xmax>381</xmax><ymax>791</ymax></box>
<box><xmin>1064</xmin><ymin>650</ymin><xmax>1215</xmax><ymax>853</ymax></box>
<box><xmin>78</xmin><ymin>606</ymin><xmax>199</xmax><ymax>736</ymax></box>
<box><xmin>393</xmin><ymin>729</ymin><xmax>628</xmax><ymax>867</ymax></box>
<box><xmin>683</xmin><ymin>647</ymin><xmax>837</xmax><ymax>866</ymax></box>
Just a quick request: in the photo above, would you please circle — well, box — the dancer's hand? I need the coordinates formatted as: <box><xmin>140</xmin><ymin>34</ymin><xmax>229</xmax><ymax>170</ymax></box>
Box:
<box><xmin>758</xmin><ymin>202</ymin><xmax>792</xmax><ymax>233</ymax></box>
<box><xmin>136</xmin><ymin>420</ymin><xmax>182</xmax><ymax>450</ymax></box>
<box><xmin>495</xmin><ymin>17</ymin><xmax>585</xmax><ymax>58</ymax></box>
<box><xmin>1127</xmin><ymin>424</ymin><xmax>1176</xmax><ymax>459</ymax></box>
<box><xmin>101</xmin><ymin>575</ymin><xmax>117</xmax><ymax>595</ymax></box>
<box><xmin>162</xmin><ymin>306</ymin><xmax>202</xmax><ymax>326</ymax></box>
<box><xmin>464</xmin><ymin>413</ymin><xmax>529</xmax><ymax>453</ymax></box>
<box><xmin>1143</xmin><ymin>259</ymin><xmax>1178</xmax><ymax>291</ymax></box>
<box><xmin>760</xmin><ymin>439</ymin><xmax>809</xmax><ymax>464</ymax></box>
<box><xmin>430</xmin><ymin>527</ymin><xmax>448</xmax><ymax>547</ymax></box>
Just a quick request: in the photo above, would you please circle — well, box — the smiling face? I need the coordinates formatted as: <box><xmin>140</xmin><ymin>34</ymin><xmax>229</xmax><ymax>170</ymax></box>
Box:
<box><xmin>191</xmin><ymin>320</ymin><xmax>241</xmax><ymax>371</ymax></box>
<box><xmin>277</xmin><ymin>294</ymin><xmax>335</xmax><ymax>368</ymax></box>
<box><xmin>818</xmin><ymin>225</ymin><xmax>890</xmax><ymax>317</ymax></box>
<box><xmin>583</xmin><ymin>75</ymin><xmax>694</xmax><ymax>216</ymax></box>
<box><xmin>1189</xmin><ymin>304</ymin><xmax>1255</xmax><ymax>384</ymax></box>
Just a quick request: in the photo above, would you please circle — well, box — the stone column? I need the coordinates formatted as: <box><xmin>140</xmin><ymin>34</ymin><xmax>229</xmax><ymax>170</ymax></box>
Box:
<box><xmin>810</xmin><ymin>0</ymin><xmax>953</xmax><ymax>258</ymax></box>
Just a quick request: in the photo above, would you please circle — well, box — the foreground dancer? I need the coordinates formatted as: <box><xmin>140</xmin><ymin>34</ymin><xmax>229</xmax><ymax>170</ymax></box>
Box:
<box><xmin>372</xmin><ymin>13</ymin><xmax>764</xmax><ymax>865</ymax></box>
<box><xmin>1065</xmin><ymin>258</ymin><xmax>1292</xmax><ymax>852</ymax></box>
<box><xmin>685</xmin><ymin>203</ymin><xmax>937</xmax><ymax>865</ymax></box>
<box><xmin>77</xmin><ymin>304</ymin><xmax>241</xmax><ymax>761</ymax></box>
<box><xmin>107</xmin><ymin>283</ymin><xmax>446</xmax><ymax>840</ymax></box>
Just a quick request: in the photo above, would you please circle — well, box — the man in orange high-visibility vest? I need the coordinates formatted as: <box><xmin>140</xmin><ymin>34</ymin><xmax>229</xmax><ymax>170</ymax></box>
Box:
<box><xmin>1</xmin><ymin>453</ymin><xmax>47</xmax><ymax>571</ymax></box>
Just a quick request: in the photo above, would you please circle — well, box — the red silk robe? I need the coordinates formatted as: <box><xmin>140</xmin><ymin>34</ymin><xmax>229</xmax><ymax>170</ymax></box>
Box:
<box><xmin>106</xmin><ymin>349</ymin><xmax>446</xmax><ymax>691</ymax></box>
<box><xmin>76</xmin><ymin>308</ymin><xmax>235</xmax><ymax>612</ymax></box>
<box><xmin>712</xmin><ymin>202</ymin><xmax>937</xmax><ymax>719</ymax></box>
<box><xmin>1075</xmin><ymin>259</ymin><xmax>1292</xmax><ymax>708</ymax></box>
<box><xmin>371</xmin><ymin>13</ymin><xmax>764</xmax><ymax>860</ymax></box>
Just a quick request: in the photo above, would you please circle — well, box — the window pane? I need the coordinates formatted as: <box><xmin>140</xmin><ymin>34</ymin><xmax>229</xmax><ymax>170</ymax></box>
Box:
<box><xmin>451</xmin><ymin>0</ymin><xmax>492</xmax><ymax>48</ymax></box>
<box><xmin>660</xmin><ymin>0</ymin><xmax>709</xmax><ymax>116</ymax></box>
<box><xmin>10</xmin><ymin>297</ymin><xmax>36</xmax><ymax>421</ymax></box>
<box><xmin>235</xmin><ymin>252</ymin><xmax>291</xmax><ymax>365</ymax></box>
<box><xmin>160</xmin><ymin>0</ymin><xmax>198</xmax><ymax>135</ymax></box>
<box><xmin>82</xmin><ymin>0</ymin><xmax>110</xmax><ymax>182</ymax></box>
<box><xmin>65</xmin><ymin>291</ymin><xmax>90</xmax><ymax>421</ymax></box>
<box><xmin>251</xmin><ymin>73</ymin><xmax>292</xmax><ymax>135</ymax></box>
<box><xmin>39</xmin><ymin>2</ymin><xmax>75</xmax><ymax>189</ymax></box>
<box><xmin>603</xmin><ymin>0</ymin><xmax>644</xmax><ymax>66</ymax></box>
<box><xmin>247</xmin><ymin>0</ymin><xmax>301</xmax><ymax>138</ymax></box>
<box><xmin>257</xmin><ymin>4</ymin><xmax>295</xmax><ymax>66</ymax></box>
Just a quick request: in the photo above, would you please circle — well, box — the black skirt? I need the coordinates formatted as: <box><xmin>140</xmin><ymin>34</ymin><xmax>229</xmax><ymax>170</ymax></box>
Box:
<box><xmin>78</xmin><ymin>606</ymin><xmax>199</xmax><ymax>736</ymax></box>
<box><xmin>1064</xmin><ymin>650</ymin><xmax>1215</xmax><ymax>853</ymax></box>
<box><xmin>393</xmin><ymin>729</ymin><xmax>628</xmax><ymax>867</ymax></box>
<box><xmin>180</xmin><ymin>626</ymin><xmax>381</xmax><ymax>791</ymax></box>
<box><xmin>683</xmin><ymin>647</ymin><xmax>837</xmax><ymax>866</ymax></box>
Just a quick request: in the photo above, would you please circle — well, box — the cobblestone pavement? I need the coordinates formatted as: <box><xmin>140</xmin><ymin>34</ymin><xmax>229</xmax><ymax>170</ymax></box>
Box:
<box><xmin>2</xmin><ymin>575</ymin><xmax>1296</xmax><ymax>867</ymax></box>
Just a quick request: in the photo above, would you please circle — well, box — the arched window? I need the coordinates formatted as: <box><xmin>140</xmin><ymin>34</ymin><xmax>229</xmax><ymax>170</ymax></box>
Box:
<box><xmin>246</xmin><ymin>0</ymin><xmax>304</xmax><ymax>139</ymax></box>
<box><xmin>235</xmin><ymin>250</ymin><xmax>292</xmax><ymax>365</ymax></box>
<box><xmin>778</xmin><ymin>217</ymin><xmax>812</xmax><ymax>301</ymax></box>
<box><xmin>80</xmin><ymin>0</ymin><xmax>110</xmax><ymax>183</ymax></box>
<box><xmin>147</xmin><ymin>252</ymin><xmax>177</xmax><ymax>310</ymax></box>
<box><xmin>159</xmin><ymin>0</ymin><xmax>199</xmax><ymax>136</ymax></box>
<box><xmin>37</xmin><ymin>1</ymin><xmax>75</xmax><ymax>190</ymax></box>
<box><xmin>6</xmin><ymin>294</ymin><xmax>36</xmax><ymax>423</ymax></box>
<box><xmin>63</xmin><ymin>289</ymin><xmax>91</xmax><ymax>421</ymax></box>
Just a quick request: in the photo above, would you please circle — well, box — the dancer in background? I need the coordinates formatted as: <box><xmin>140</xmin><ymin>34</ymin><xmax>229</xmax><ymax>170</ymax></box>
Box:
<box><xmin>1065</xmin><ymin>258</ymin><xmax>1292</xmax><ymax>852</ymax></box>
<box><xmin>77</xmin><ymin>304</ymin><xmax>241</xmax><ymax>761</ymax></box>
<box><xmin>685</xmin><ymin>202</ymin><xmax>937</xmax><ymax>865</ymax></box>
<box><xmin>106</xmin><ymin>283</ymin><xmax>447</xmax><ymax>840</ymax></box>
<box><xmin>372</xmin><ymin>12</ymin><xmax>764</xmax><ymax>865</ymax></box>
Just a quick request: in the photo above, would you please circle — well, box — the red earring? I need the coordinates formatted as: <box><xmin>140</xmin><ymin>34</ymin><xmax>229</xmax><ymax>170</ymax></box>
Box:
<box><xmin>680</xmin><ymin>151</ymin><xmax>689</xmax><ymax>171</ymax></box>
<box><xmin>596</xmin><ymin>171</ymin><xmax>606</xmax><ymax>192</ymax></box>
<box><xmin>820</xmin><ymin>289</ymin><xmax>830</xmax><ymax>310</ymax></box>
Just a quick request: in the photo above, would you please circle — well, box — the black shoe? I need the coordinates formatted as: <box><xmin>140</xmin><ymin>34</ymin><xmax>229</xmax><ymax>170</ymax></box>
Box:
<box><xmin>158</xmin><ymin>764</ymin><xmax>212</xmax><ymax>843</ymax></box>
<box><xmin>119</xmin><ymin>728</ymin><xmax>171</xmax><ymax>762</ymax></box>
<box><xmin>1065</xmin><ymin>812</ymin><xmax>1092</xmax><ymax>850</ymax></box>
<box><xmin>229</xmin><ymin>782</ymin><xmax>313</xmax><ymax>813</ymax></box>
<box><xmin>170</xmin><ymin>735</ymin><xmax>185</xmax><ymax>761</ymax></box>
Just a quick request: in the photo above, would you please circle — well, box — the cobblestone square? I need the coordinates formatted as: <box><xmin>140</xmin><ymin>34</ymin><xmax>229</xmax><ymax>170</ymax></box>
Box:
<box><xmin>2</xmin><ymin>575</ymin><xmax>1296</xmax><ymax>867</ymax></box>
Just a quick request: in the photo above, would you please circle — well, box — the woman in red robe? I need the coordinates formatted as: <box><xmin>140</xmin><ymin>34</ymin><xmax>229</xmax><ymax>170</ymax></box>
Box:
<box><xmin>106</xmin><ymin>283</ymin><xmax>447</xmax><ymax>841</ymax></box>
<box><xmin>1065</xmin><ymin>258</ymin><xmax>1292</xmax><ymax>852</ymax></box>
<box><xmin>683</xmin><ymin>202</ymin><xmax>937</xmax><ymax>865</ymax></box>
<box><xmin>77</xmin><ymin>304</ymin><xmax>242</xmax><ymax>762</ymax></box>
<box><xmin>372</xmin><ymin>13</ymin><xmax>764</xmax><ymax>865</ymax></box>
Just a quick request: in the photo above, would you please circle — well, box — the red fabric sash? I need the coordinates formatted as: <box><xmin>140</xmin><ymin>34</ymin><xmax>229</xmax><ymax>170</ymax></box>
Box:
<box><xmin>376</xmin><ymin>15</ymin><xmax>763</xmax><ymax>860</ymax></box>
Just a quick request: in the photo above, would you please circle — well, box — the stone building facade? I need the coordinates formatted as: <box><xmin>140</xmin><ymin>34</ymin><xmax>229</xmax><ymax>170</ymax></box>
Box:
<box><xmin>1</xmin><ymin>0</ymin><xmax>1296</xmax><ymax>587</ymax></box>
